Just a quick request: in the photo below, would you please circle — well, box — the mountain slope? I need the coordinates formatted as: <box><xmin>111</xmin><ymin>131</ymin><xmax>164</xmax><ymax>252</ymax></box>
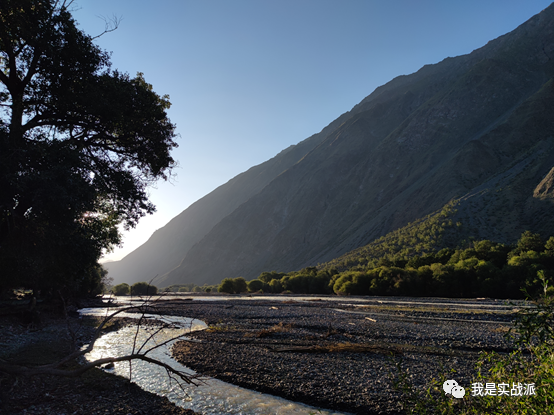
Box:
<box><xmin>105</xmin><ymin>128</ymin><xmax>336</xmax><ymax>285</ymax></box>
<box><xmin>109</xmin><ymin>4</ymin><xmax>554</xmax><ymax>287</ymax></box>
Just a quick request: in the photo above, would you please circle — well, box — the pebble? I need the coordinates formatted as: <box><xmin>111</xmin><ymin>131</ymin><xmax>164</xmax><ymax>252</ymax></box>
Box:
<box><xmin>165</xmin><ymin>297</ymin><xmax>516</xmax><ymax>414</ymax></box>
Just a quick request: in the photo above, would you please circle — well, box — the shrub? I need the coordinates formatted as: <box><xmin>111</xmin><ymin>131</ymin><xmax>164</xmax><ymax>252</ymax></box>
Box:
<box><xmin>112</xmin><ymin>283</ymin><xmax>130</xmax><ymax>296</ymax></box>
<box><xmin>233</xmin><ymin>277</ymin><xmax>248</xmax><ymax>293</ymax></box>
<box><xmin>269</xmin><ymin>279</ymin><xmax>283</xmax><ymax>293</ymax></box>
<box><xmin>393</xmin><ymin>279</ymin><xmax>554</xmax><ymax>414</ymax></box>
<box><xmin>130</xmin><ymin>282</ymin><xmax>158</xmax><ymax>296</ymax></box>
<box><xmin>218</xmin><ymin>278</ymin><xmax>235</xmax><ymax>294</ymax></box>
<box><xmin>247</xmin><ymin>279</ymin><xmax>264</xmax><ymax>292</ymax></box>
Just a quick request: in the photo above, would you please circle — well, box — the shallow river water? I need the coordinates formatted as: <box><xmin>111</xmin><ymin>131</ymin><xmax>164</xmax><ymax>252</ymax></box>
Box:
<box><xmin>79</xmin><ymin>307</ymin><xmax>347</xmax><ymax>415</ymax></box>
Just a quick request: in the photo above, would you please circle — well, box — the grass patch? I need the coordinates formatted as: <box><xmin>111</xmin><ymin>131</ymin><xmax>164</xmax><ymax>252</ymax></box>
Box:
<box><xmin>254</xmin><ymin>322</ymin><xmax>294</xmax><ymax>338</ymax></box>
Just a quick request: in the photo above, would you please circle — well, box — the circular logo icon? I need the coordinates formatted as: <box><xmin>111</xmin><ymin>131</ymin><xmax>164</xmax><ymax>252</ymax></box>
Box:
<box><xmin>451</xmin><ymin>385</ymin><xmax>466</xmax><ymax>399</ymax></box>
<box><xmin>443</xmin><ymin>380</ymin><xmax>465</xmax><ymax>399</ymax></box>
<box><xmin>443</xmin><ymin>379</ymin><xmax>458</xmax><ymax>394</ymax></box>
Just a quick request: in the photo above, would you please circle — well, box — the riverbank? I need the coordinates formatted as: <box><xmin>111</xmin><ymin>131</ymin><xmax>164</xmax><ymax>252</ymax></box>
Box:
<box><xmin>168</xmin><ymin>296</ymin><xmax>517</xmax><ymax>415</ymax></box>
<box><xmin>0</xmin><ymin>307</ymin><xmax>197</xmax><ymax>414</ymax></box>
<box><xmin>0</xmin><ymin>295</ymin><xmax>520</xmax><ymax>414</ymax></box>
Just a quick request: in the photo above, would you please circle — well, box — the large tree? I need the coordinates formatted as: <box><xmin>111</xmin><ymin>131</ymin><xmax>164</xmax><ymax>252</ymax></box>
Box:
<box><xmin>0</xmin><ymin>0</ymin><xmax>178</xmax><ymax>295</ymax></box>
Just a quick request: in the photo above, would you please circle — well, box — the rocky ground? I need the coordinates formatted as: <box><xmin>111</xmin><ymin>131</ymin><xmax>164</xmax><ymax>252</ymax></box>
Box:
<box><xmin>0</xmin><ymin>302</ymin><xmax>197</xmax><ymax>415</ymax></box>
<box><xmin>166</xmin><ymin>296</ymin><xmax>520</xmax><ymax>415</ymax></box>
<box><xmin>0</xmin><ymin>295</ymin><xmax>521</xmax><ymax>414</ymax></box>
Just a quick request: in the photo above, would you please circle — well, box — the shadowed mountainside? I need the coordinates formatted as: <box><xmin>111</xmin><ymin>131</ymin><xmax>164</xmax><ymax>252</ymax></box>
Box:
<box><xmin>108</xmin><ymin>4</ymin><xmax>554</xmax><ymax>286</ymax></box>
<box><xmin>105</xmin><ymin>112</ymin><xmax>351</xmax><ymax>284</ymax></box>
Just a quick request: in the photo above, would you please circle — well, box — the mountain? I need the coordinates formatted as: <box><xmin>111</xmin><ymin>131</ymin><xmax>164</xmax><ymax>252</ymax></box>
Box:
<box><xmin>107</xmin><ymin>4</ymin><xmax>554</xmax><ymax>287</ymax></box>
<box><xmin>104</xmin><ymin>113</ymin><xmax>351</xmax><ymax>285</ymax></box>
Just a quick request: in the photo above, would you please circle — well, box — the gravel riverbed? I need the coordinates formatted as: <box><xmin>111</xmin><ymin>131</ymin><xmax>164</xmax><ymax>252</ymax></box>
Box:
<box><xmin>165</xmin><ymin>296</ymin><xmax>519</xmax><ymax>415</ymax></box>
<box><xmin>0</xmin><ymin>295</ymin><xmax>521</xmax><ymax>414</ymax></box>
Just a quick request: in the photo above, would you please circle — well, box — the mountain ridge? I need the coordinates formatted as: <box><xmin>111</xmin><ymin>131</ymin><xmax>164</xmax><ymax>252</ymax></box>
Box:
<box><xmin>108</xmin><ymin>3</ymin><xmax>554</xmax><ymax>287</ymax></box>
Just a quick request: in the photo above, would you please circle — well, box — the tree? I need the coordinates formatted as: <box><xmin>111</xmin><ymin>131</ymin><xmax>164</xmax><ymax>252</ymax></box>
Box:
<box><xmin>247</xmin><ymin>279</ymin><xmax>264</xmax><ymax>292</ymax></box>
<box><xmin>218</xmin><ymin>278</ymin><xmax>235</xmax><ymax>294</ymax></box>
<box><xmin>258</xmin><ymin>271</ymin><xmax>286</xmax><ymax>283</ymax></box>
<box><xmin>232</xmin><ymin>277</ymin><xmax>247</xmax><ymax>294</ymax></box>
<box><xmin>112</xmin><ymin>283</ymin><xmax>130</xmax><ymax>296</ymax></box>
<box><xmin>130</xmin><ymin>282</ymin><xmax>158</xmax><ymax>296</ymax></box>
<box><xmin>545</xmin><ymin>237</ymin><xmax>554</xmax><ymax>256</ymax></box>
<box><xmin>0</xmin><ymin>0</ymin><xmax>177</xmax><ymax>296</ymax></box>
<box><xmin>268</xmin><ymin>278</ymin><xmax>283</xmax><ymax>293</ymax></box>
<box><xmin>513</xmin><ymin>231</ymin><xmax>544</xmax><ymax>256</ymax></box>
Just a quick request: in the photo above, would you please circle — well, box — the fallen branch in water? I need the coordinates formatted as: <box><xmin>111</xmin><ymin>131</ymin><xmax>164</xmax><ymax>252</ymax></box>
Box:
<box><xmin>0</xmin><ymin>298</ymin><xmax>203</xmax><ymax>389</ymax></box>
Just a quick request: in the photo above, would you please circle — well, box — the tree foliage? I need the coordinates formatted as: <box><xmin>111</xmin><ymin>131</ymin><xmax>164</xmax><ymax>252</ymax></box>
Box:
<box><xmin>130</xmin><ymin>282</ymin><xmax>158</xmax><ymax>296</ymax></box>
<box><xmin>247</xmin><ymin>279</ymin><xmax>264</xmax><ymax>292</ymax></box>
<box><xmin>218</xmin><ymin>278</ymin><xmax>235</xmax><ymax>294</ymax></box>
<box><xmin>232</xmin><ymin>277</ymin><xmax>247</xmax><ymax>294</ymax></box>
<box><xmin>112</xmin><ymin>283</ymin><xmax>130</xmax><ymax>296</ymax></box>
<box><xmin>0</xmin><ymin>1</ymin><xmax>177</xmax><ymax>296</ymax></box>
<box><xmin>224</xmin><ymin>232</ymin><xmax>554</xmax><ymax>299</ymax></box>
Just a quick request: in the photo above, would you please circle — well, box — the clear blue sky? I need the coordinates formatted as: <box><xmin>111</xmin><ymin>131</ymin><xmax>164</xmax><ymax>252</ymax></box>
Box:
<box><xmin>71</xmin><ymin>0</ymin><xmax>553</xmax><ymax>262</ymax></box>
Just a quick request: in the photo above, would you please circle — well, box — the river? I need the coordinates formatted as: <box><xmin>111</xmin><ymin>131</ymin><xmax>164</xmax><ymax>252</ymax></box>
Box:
<box><xmin>79</xmin><ymin>306</ymin><xmax>348</xmax><ymax>415</ymax></box>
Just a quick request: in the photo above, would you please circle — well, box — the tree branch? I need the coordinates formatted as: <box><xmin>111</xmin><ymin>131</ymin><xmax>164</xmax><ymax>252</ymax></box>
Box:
<box><xmin>91</xmin><ymin>15</ymin><xmax>122</xmax><ymax>40</ymax></box>
<box><xmin>0</xmin><ymin>352</ymin><xmax>202</xmax><ymax>385</ymax></box>
<box><xmin>0</xmin><ymin>300</ymin><xmax>204</xmax><ymax>390</ymax></box>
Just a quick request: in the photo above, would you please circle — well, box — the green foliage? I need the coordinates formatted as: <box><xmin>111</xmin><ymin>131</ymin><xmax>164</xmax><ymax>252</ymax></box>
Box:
<box><xmin>393</xmin><ymin>282</ymin><xmax>554</xmax><ymax>414</ymax></box>
<box><xmin>278</xmin><ymin>268</ymin><xmax>334</xmax><ymax>294</ymax></box>
<box><xmin>130</xmin><ymin>282</ymin><xmax>158</xmax><ymax>296</ymax></box>
<box><xmin>258</xmin><ymin>271</ymin><xmax>286</xmax><ymax>283</ymax></box>
<box><xmin>112</xmin><ymin>283</ymin><xmax>130</xmax><ymax>296</ymax></box>
<box><xmin>0</xmin><ymin>1</ymin><xmax>177</xmax><ymax>297</ymax></box>
<box><xmin>511</xmin><ymin>275</ymin><xmax>554</xmax><ymax>346</ymax></box>
<box><xmin>233</xmin><ymin>277</ymin><xmax>248</xmax><ymax>294</ymax></box>
<box><xmin>321</xmin><ymin>200</ymin><xmax>460</xmax><ymax>273</ymax></box>
<box><xmin>545</xmin><ymin>237</ymin><xmax>554</xmax><ymax>255</ymax></box>
<box><xmin>218</xmin><ymin>278</ymin><xmax>235</xmax><ymax>294</ymax></box>
<box><xmin>215</xmin><ymin>277</ymin><xmax>249</xmax><ymax>294</ymax></box>
<box><xmin>163</xmin><ymin>283</ymin><xmax>216</xmax><ymax>293</ymax></box>
<box><xmin>268</xmin><ymin>279</ymin><xmax>283</xmax><ymax>293</ymax></box>
<box><xmin>322</xmin><ymin>230</ymin><xmax>553</xmax><ymax>299</ymax></box>
<box><xmin>218</xmin><ymin>230</ymin><xmax>553</xmax><ymax>299</ymax></box>
<box><xmin>513</xmin><ymin>231</ymin><xmax>544</xmax><ymax>257</ymax></box>
<box><xmin>247</xmin><ymin>279</ymin><xmax>264</xmax><ymax>292</ymax></box>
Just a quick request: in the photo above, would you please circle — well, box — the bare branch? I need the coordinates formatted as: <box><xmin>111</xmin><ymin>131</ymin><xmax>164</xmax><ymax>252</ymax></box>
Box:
<box><xmin>0</xmin><ymin>298</ymin><xmax>204</xmax><ymax>389</ymax></box>
<box><xmin>0</xmin><ymin>352</ymin><xmax>202</xmax><ymax>386</ymax></box>
<box><xmin>91</xmin><ymin>15</ymin><xmax>122</xmax><ymax>40</ymax></box>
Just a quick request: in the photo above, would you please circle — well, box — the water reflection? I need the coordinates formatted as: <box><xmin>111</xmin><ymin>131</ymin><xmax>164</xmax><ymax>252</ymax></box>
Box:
<box><xmin>80</xmin><ymin>309</ymin><xmax>347</xmax><ymax>415</ymax></box>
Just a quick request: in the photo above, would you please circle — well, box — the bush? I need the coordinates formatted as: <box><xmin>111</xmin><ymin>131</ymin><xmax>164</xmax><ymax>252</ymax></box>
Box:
<box><xmin>130</xmin><ymin>282</ymin><xmax>158</xmax><ymax>296</ymax></box>
<box><xmin>247</xmin><ymin>279</ymin><xmax>264</xmax><ymax>292</ymax></box>
<box><xmin>393</xmin><ymin>279</ymin><xmax>554</xmax><ymax>414</ymax></box>
<box><xmin>269</xmin><ymin>279</ymin><xmax>283</xmax><ymax>293</ymax></box>
<box><xmin>233</xmin><ymin>277</ymin><xmax>248</xmax><ymax>293</ymax></box>
<box><xmin>218</xmin><ymin>278</ymin><xmax>235</xmax><ymax>294</ymax></box>
<box><xmin>112</xmin><ymin>283</ymin><xmax>130</xmax><ymax>296</ymax></box>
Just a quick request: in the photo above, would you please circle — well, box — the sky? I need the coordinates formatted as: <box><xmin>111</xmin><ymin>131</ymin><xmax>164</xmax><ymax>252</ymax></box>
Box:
<box><xmin>71</xmin><ymin>0</ymin><xmax>553</xmax><ymax>263</ymax></box>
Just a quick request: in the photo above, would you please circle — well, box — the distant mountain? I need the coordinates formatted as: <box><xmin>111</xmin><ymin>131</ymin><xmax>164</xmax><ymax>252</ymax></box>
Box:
<box><xmin>107</xmin><ymin>4</ymin><xmax>554</xmax><ymax>287</ymax></box>
<box><xmin>105</xmin><ymin>113</ymin><xmax>350</xmax><ymax>285</ymax></box>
